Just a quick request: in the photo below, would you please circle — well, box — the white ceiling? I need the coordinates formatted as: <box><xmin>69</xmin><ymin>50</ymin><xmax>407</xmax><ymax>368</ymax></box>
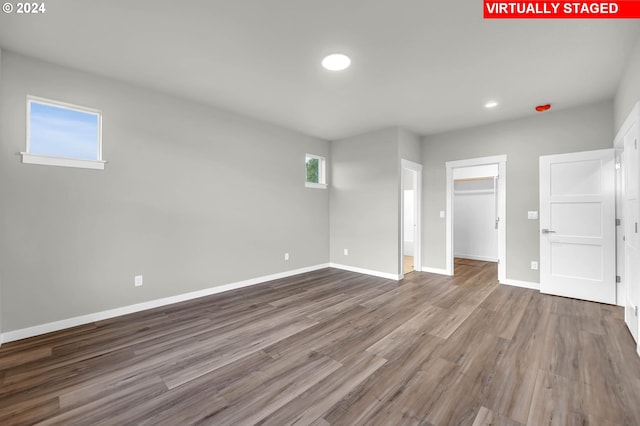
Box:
<box><xmin>1</xmin><ymin>1</ymin><xmax>639</xmax><ymax>140</ymax></box>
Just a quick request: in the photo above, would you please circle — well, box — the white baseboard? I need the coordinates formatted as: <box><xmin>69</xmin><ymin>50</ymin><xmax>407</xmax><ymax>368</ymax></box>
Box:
<box><xmin>500</xmin><ymin>278</ymin><xmax>540</xmax><ymax>290</ymax></box>
<box><xmin>454</xmin><ymin>254</ymin><xmax>498</xmax><ymax>263</ymax></box>
<box><xmin>329</xmin><ymin>263</ymin><xmax>401</xmax><ymax>281</ymax></box>
<box><xmin>0</xmin><ymin>263</ymin><xmax>330</xmax><ymax>344</ymax></box>
<box><xmin>421</xmin><ymin>267</ymin><xmax>451</xmax><ymax>276</ymax></box>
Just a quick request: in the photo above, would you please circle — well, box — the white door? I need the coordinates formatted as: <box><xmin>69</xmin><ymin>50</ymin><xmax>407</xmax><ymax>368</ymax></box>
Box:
<box><xmin>624</xmin><ymin>122</ymin><xmax>640</xmax><ymax>342</ymax></box>
<box><xmin>540</xmin><ymin>149</ymin><xmax>616</xmax><ymax>304</ymax></box>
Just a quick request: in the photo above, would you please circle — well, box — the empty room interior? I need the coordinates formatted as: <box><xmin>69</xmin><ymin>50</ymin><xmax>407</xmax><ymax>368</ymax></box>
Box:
<box><xmin>2</xmin><ymin>2</ymin><xmax>640</xmax><ymax>425</ymax></box>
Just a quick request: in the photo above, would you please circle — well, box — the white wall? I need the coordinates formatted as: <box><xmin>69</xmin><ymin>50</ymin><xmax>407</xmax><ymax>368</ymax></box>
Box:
<box><xmin>0</xmin><ymin>51</ymin><xmax>330</xmax><ymax>333</ymax></box>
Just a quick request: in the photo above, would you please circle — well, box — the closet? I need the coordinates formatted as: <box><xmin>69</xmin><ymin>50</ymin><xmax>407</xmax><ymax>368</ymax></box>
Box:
<box><xmin>453</xmin><ymin>165</ymin><xmax>499</xmax><ymax>262</ymax></box>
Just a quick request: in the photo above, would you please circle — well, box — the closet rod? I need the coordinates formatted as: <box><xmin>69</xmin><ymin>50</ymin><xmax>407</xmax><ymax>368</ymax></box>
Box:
<box><xmin>453</xmin><ymin>176</ymin><xmax>496</xmax><ymax>182</ymax></box>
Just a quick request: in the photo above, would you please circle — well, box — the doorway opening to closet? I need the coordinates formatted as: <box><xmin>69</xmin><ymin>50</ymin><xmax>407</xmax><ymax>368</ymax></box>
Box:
<box><xmin>446</xmin><ymin>155</ymin><xmax>506</xmax><ymax>282</ymax></box>
<box><xmin>401</xmin><ymin>159</ymin><xmax>422</xmax><ymax>276</ymax></box>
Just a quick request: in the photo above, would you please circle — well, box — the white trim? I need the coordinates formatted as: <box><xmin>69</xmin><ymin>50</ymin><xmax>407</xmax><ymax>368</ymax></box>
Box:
<box><xmin>421</xmin><ymin>267</ymin><xmax>452</xmax><ymax>276</ymax></box>
<box><xmin>26</xmin><ymin>95</ymin><xmax>103</xmax><ymax>166</ymax></box>
<box><xmin>329</xmin><ymin>263</ymin><xmax>401</xmax><ymax>280</ymax></box>
<box><xmin>446</xmin><ymin>155</ymin><xmax>507</xmax><ymax>169</ymax></box>
<box><xmin>453</xmin><ymin>189</ymin><xmax>495</xmax><ymax>195</ymax></box>
<box><xmin>305</xmin><ymin>153</ymin><xmax>327</xmax><ymax>186</ymax></box>
<box><xmin>446</xmin><ymin>155</ymin><xmax>507</xmax><ymax>282</ymax></box>
<box><xmin>401</xmin><ymin>159</ymin><xmax>422</xmax><ymax>275</ymax></box>
<box><xmin>615</xmin><ymin>101</ymin><xmax>640</xmax><ymax>147</ymax></box>
<box><xmin>21</xmin><ymin>153</ymin><xmax>106</xmax><ymax>170</ymax></box>
<box><xmin>454</xmin><ymin>254</ymin><xmax>498</xmax><ymax>263</ymax></box>
<box><xmin>500</xmin><ymin>278</ymin><xmax>540</xmax><ymax>290</ymax></box>
<box><xmin>0</xmin><ymin>263</ymin><xmax>330</xmax><ymax>344</ymax></box>
<box><xmin>305</xmin><ymin>182</ymin><xmax>327</xmax><ymax>189</ymax></box>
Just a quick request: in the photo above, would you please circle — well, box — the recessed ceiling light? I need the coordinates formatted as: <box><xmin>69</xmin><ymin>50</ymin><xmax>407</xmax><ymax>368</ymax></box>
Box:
<box><xmin>322</xmin><ymin>54</ymin><xmax>351</xmax><ymax>71</ymax></box>
<box><xmin>484</xmin><ymin>101</ymin><xmax>499</xmax><ymax>108</ymax></box>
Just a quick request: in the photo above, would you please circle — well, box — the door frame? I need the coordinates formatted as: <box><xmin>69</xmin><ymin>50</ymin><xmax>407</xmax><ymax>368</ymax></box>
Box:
<box><xmin>614</xmin><ymin>146</ymin><xmax>625</xmax><ymax>307</ymax></box>
<box><xmin>401</xmin><ymin>159</ymin><xmax>422</xmax><ymax>276</ymax></box>
<box><xmin>445</xmin><ymin>155</ymin><xmax>507</xmax><ymax>282</ymax></box>
<box><xmin>615</xmin><ymin>101</ymin><xmax>640</xmax><ymax>350</ymax></box>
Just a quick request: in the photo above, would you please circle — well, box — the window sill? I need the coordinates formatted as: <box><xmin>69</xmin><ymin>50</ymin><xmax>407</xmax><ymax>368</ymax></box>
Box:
<box><xmin>21</xmin><ymin>153</ymin><xmax>106</xmax><ymax>170</ymax></box>
<box><xmin>305</xmin><ymin>182</ymin><xmax>327</xmax><ymax>189</ymax></box>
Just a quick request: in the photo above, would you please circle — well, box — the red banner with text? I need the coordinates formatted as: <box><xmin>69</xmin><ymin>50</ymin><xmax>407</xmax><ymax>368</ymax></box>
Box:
<box><xmin>484</xmin><ymin>1</ymin><xmax>640</xmax><ymax>18</ymax></box>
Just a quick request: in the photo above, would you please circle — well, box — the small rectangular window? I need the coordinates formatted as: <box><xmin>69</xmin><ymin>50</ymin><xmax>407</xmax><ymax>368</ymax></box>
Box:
<box><xmin>306</xmin><ymin>154</ymin><xmax>327</xmax><ymax>188</ymax></box>
<box><xmin>21</xmin><ymin>96</ymin><xmax>105</xmax><ymax>170</ymax></box>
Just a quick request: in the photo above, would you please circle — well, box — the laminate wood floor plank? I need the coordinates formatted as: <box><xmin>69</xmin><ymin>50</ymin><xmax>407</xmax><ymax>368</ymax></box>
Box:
<box><xmin>262</xmin><ymin>305</ymin><xmax>370</xmax><ymax>360</ymax></box>
<box><xmin>540</xmin><ymin>313</ymin><xmax>583</xmax><ymax>382</ymax></box>
<box><xmin>0</xmin><ymin>347</ymin><xmax>138</xmax><ymax>408</ymax></box>
<box><xmin>472</xmin><ymin>406</ymin><xmax>525</xmax><ymax>426</ymax></box>
<box><xmin>203</xmin><ymin>352</ymin><xmax>344</xmax><ymax>425</ymax></box>
<box><xmin>325</xmin><ymin>334</ymin><xmax>445</xmax><ymax>425</ymax></box>
<box><xmin>0</xmin><ymin>397</ymin><xmax>60</xmax><ymax>426</ymax></box>
<box><xmin>1</xmin><ymin>262</ymin><xmax>639</xmax><ymax>425</ymax></box>
<box><xmin>370</xmin><ymin>357</ymin><xmax>468</xmax><ymax>426</ymax></box>
<box><xmin>159</xmin><ymin>317</ymin><xmax>319</xmax><ymax>389</ymax></box>
<box><xmin>0</xmin><ymin>323</ymin><xmax>98</xmax><ymax>355</ymax></box>
<box><xmin>102</xmin><ymin>350</ymin><xmax>274</xmax><ymax>425</ymax></box>
<box><xmin>259</xmin><ymin>351</ymin><xmax>388</xmax><ymax>426</ymax></box>
<box><xmin>477</xmin><ymin>291</ymin><xmax>552</xmax><ymax>424</ymax></box>
<box><xmin>35</xmin><ymin>375</ymin><xmax>168</xmax><ymax>426</ymax></box>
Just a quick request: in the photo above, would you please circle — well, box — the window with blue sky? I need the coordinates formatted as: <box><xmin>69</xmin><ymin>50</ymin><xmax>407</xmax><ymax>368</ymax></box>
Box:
<box><xmin>28</xmin><ymin>98</ymin><xmax>101</xmax><ymax>161</ymax></box>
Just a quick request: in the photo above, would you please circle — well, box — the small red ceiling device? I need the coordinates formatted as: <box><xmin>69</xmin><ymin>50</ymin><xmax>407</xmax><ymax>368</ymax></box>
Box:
<box><xmin>535</xmin><ymin>104</ymin><xmax>551</xmax><ymax>112</ymax></box>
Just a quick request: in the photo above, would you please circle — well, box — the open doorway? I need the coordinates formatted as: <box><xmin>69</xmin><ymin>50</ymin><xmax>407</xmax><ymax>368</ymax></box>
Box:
<box><xmin>401</xmin><ymin>160</ymin><xmax>422</xmax><ymax>275</ymax></box>
<box><xmin>445</xmin><ymin>155</ymin><xmax>506</xmax><ymax>282</ymax></box>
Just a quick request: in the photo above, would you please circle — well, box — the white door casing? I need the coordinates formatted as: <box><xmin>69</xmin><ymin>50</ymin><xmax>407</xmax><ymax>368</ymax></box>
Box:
<box><xmin>401</xmin><ymin>159</ymin><xmax>422</xmax><ymax>275</ymax></box>
<box><xmin>540</xmin><ymin>149</ymin><xmax>616</xmax><ymax>304</ymax></box>
<box><xmin>623</xmin><ymin>120</ymin><xmax>639</xmax><ymax>342</ymax></box>
<box><xmin>445</xmin><ymin>155</ymin><xmax>506</xmax><ymax>282</ymax></box>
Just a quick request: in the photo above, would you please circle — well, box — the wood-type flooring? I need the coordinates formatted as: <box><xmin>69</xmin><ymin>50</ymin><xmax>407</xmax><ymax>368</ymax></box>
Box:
<box><xmin>1</xmin><ymin>259</ymin><xmax>639</xmax><ymax>425</ymax></box>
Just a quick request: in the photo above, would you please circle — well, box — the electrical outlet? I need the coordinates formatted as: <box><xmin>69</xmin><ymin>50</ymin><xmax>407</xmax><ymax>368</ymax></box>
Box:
<box><xmin>284</xmin><ymin>252</ymin><xmax>289</xmax><ymax>261</ymax></box>
<box><xmin>527</xmin><ymin>211</ymin><xmax>538</xmax><ymax>220</ymax></box>
<box><xmin>134</xmin><ymin>275</ymin><xmax>143</xmax><ymax>287</ymax></box>
<box><xmin>531</xmin><ymin>261</ymin><xmax>538</xmax><ymax>270</ymax></box>
<box><xmin>439</xmin><ymin>211</ymin><xmax>445</xmax><ymax>218</ymax></box>
<box><xmin>344</xmin><ymin>248</ymin><xmax>349</xmax><ymax>256</ymax></box>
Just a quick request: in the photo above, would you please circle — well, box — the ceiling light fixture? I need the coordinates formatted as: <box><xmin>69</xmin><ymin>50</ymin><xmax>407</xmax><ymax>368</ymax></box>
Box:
<box><xmin>322</xmin><ymin>54</ymin><xmax>351</xmax><ymax>71</ymax></box>
<box><xmin>484</xmin><ymin>101</ymin><xmax>499</xmax><ymax>108</ymax></box>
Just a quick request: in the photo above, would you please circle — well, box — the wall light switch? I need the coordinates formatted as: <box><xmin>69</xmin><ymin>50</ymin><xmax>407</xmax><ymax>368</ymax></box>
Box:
<box><xmin>528</xmin><ymin>211</ymin><xmax>538</xmax><ymax>220</ymax></box>
<box><xmin>531</xmin><ymin>261</ymin><xmax>538</xmax><ymax>270</ymax></box>
<box><xmin>439</xmin><ymin>211</ymin><xmax>445</xmax><ymax>219</ymax></box>
<box><xmin>134</xmin><ymin>275</ymin><xmax>143</xmax><ymax>287</ymax></box>
<box><xmin>344</xmin><ymin>248</ymin><xmax>349</xmax><ymax>256</ymax></box>
<box><xmin>284</xmin><ymin>252</ymin><xmax>289</xmax><ymax>261</ymax></box>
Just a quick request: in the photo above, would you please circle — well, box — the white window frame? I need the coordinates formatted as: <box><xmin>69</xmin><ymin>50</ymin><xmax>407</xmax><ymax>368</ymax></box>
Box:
<box><xmin>21</xmin><ymin>96</ymin><xmax>105</xmax><ymax>170</ymax></box>
<box><xmin>305</xmin><ymin>153</ymin><xmax>327</xmax><ymax>189</ymax></box>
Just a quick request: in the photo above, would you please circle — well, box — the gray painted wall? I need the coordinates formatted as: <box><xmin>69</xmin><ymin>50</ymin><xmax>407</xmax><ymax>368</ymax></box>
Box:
<box><xmin>421</xmin><ymin>101</ymin><xmax>614</xmax><ymax>283</ymax></box>
<box><xmin>616</xmin><ymin>33</ymin><xmax>640</xmax><ymax>130</ymax></box>
<box><xmin>330</xmin><ymin>127</ymin><xmax>400</xmax><ymax>276</ymax></box>
<box><xmin>398</xmin><ymin>128</ymin><xmax>422</xmax><ymax>164</ymax></box>
<box><xmin>0</xmin><ymin>52</ymin><xmax>329</xmax><ymax>332</ymax></box>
